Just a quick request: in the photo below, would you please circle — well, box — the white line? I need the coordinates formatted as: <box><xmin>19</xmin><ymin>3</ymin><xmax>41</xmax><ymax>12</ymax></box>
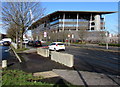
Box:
<box><xmin>10</xmin><ymin>47</ymin><xmax>22</xmax><ymax>63</ymax></box>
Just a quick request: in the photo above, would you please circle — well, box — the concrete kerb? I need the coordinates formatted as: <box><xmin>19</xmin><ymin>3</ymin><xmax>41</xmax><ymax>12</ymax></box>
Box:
<box><xmin>37</xmin><ymin>48</ymin><xmax>50</xmax><ymax>57</ymax></box>
<box><xmin>10</xmin><ymin>46</ymin><xmax>22</xmax><ymax>63</ymax></box>
<box><xmin>51</xmin><ymin>51</ymin><xmax>74</xmax><ymax>67</ymax></box>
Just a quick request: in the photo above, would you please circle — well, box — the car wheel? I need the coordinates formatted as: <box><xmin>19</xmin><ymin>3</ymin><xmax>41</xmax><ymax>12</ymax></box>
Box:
<box><xmin>54</xmin><ymin>48</ymin><xmax>56</xmax><ymax>51</ymax></box>
<box><xmin>54</xmin><ymin>48</ymin><xmax>59</xmax><ymax>52</ymax></box>
<box><xmin>63</xmin><ymin>49</ymin><xmax>65</xmax><ymax>51</ymax></box>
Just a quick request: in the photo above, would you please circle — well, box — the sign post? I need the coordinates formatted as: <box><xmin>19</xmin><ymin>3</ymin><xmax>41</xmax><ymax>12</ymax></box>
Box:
<box><xmin>105</xmin><ymin>31</ymin><xmax>109</xmax><ymax>49</ymax></box>
<box><xmin>44</xmin><ymin>32</ymin><xmax>47</xmax><ymax>43</ymax></box>
<box><xmin>68</xmin><ymin>34</ymin><xmax>71</xmax><ymax>46</ymax></box>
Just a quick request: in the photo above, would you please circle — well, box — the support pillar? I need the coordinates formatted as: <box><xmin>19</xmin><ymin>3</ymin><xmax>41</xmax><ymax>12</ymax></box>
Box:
<box><xmin>76</xmin><ymin>13</ymin><xmax>79</xmax><ymax>31</ymax></box>
<box><xmin>89</xmin><ymin>14</ymin><xmax>93</xmax><ymax>31</ymax></box>
<box><xmin>95</xmin><ymin>14</ymin><xmax>101</xmax><ymax>31</ymax></box>
<box><xmin>62</xmin><ymin>13</ymin><xmax>65</xmax><ymax>31</ymax></box>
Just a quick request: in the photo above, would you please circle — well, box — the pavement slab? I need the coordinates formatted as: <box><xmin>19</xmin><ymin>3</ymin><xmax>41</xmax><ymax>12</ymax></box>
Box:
<box><xmin>33</xmin><ymin>71</ymin><xmax>59</xmax><ymax>79</ymax></box>
<box><xmin>53</xmin><ymin>69</ymin><xmax>120</xmax><ymax>86</ymax></box>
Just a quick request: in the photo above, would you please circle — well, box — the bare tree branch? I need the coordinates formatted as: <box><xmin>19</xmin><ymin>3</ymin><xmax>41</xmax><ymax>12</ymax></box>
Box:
<box><xmin>2</xmin><ymin>2</ymin><xmax>45</xmax><ymax>48</ymax></box>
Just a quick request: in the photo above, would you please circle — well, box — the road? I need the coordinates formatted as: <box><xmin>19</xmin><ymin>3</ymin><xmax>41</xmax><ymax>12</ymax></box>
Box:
<box><xmin>27</xmin><ymin>44</ymin><xmax>120</xmax><ymax>76</ymax></box>
<box><xmin>0</xmin><ymin>46</ymin><xmax>11</xmax><ymax>60</ymax></box>
<box><xmin>0</xmin><ymin>46</ymin><xmax>18</xmax><ymax>67</ymax></box>
<box><xmin>62</xmin><ymin>46</ymin><xmax>120</xmax><ymax>76</ymax></box>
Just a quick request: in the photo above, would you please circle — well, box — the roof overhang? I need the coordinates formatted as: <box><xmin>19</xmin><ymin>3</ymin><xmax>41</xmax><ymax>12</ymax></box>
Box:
<box><xmin>28</xmin><ymin>11</ymin><xmax>117</xmax><ymax>30</ymax></box>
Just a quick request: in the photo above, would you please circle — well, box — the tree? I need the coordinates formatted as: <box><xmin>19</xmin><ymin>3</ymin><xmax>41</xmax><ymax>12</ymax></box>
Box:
<box><xmin>78</xmin><ymin>28</ymin><xmax>88</xmax><ymax>43</ymax></box>
<box><xmin>2</xmin><ymin>2</ymin><xmax>45</xmax><ymax>48</ymax></box>
<box><xmin>6</xmin><ymin>23</ymin><xmax>17</xmax><ymax>42</ymax></box>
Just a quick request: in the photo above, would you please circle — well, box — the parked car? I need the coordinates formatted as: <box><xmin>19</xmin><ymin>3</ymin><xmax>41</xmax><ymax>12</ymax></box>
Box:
<box><xmin>41</xmin><ymin>40</ymin><xmax>46</xmax><ymax>43</ymax></box>
<box><xmin>23</xmin><ymin>39</ymin><xmax>29</xmax><ymax>44</ymax></box>
<box><xmin>3</xmin><ymin>41</ymin><xmax>11</xmax><ymax>46</ymax></box>
<box><xmin>48</xmin><ymin>42</ymin><xmax>65</xmax><ymax>51</ymax></box>
<box><xmin>27</xmin><ymin>40</ymin><xmax>34</xmax><ymax>46</ymax></box>
<box><xmin>33</xmin><ymin>40</ymin><xmax>42</xmax><ymax>47</ymax></box>
<box><xmin>0</xmin><ymin>40</ymin><xmax>4</xmax><ymax>45</ymax></box>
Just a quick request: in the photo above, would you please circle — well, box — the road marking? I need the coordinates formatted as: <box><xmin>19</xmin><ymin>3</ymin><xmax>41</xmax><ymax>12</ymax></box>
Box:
<box><xmin>10</xmin><ymin>46</ymin><xmax>22</xmax><ymax>62</ymax></box>
<box><xmin>113</xmin><ymin>58</ymin><xmax>118</xmax><ymax>60</ymax></box>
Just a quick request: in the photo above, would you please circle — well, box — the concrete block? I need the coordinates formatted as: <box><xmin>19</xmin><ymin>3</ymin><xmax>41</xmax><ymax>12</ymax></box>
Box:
<box><xmin>37</xmin><ymin>48</ymin><xmax>49</xmax><ymax>57</ymax></box>
<box><xmin>51</xmin><ymin>51</ymin><xmax>74</xmax><ymax>67</ymax></box>
<box><xmin>2</xmin><ymin>60</ymin><xmax>7</xmax><ymax>68</ymax></box>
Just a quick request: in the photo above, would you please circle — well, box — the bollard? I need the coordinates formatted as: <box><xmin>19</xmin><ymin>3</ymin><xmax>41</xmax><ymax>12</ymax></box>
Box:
<box><xmin>2</xmin><ymin>60</ymin><xmax>7</xmax><ymax>68</ymax></box>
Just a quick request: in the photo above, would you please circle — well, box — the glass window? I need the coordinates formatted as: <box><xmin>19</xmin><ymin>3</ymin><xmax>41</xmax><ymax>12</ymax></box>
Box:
<box><xmin>91</xmin><ymin>27</ymin><xmax>94</xmax><ymax>30</ymax></box>
<box><xmin>91</xmin><ymin>22</ymin><xmax>95</xmax><ymax>25</ymax></box>
<box><xmin>58</xmin><ymin>43</ymin><xmax>64</xmax><ymax>45</ymax></box>
<box><xmin>50</xmin><ymin>43</ymin><xmax>56</xmax><ymax>45</ymax></box>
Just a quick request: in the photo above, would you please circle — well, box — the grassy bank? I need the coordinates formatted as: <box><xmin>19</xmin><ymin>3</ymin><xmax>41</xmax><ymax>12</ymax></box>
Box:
<box><xmin>99</xmin><ymin>43</ymin><xmax>120</xmax><ymax>47</ymax></box>
<box><xmin>2</xmin><ymin>69</ymin><xmax>82</xmax><ymax>87</ymax></box>
<box><xmin>14</xmin><ymin>48</ymin><xmax>29</xmax><ymax>53</ymax></box>
<box><xmin>10</xmin><ymin>44</ymin><xmax>29</xmax><ymax>53</ymax></box>
<box><xmin>2</xmin><ymin>69</ymin><xmax>51</xmax><ymax>86</ymax></box>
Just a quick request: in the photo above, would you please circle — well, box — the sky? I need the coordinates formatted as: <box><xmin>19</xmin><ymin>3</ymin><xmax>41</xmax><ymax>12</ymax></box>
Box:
<box><xmin>0</xmin><ymin>2</ymin><xmax>118</xmax><ymax>35</ymax></box>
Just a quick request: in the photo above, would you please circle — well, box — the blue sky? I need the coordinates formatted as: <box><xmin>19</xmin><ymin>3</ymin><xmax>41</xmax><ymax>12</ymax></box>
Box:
<box><xmin>41</xmin><ymin>2</ymin><xmax>118</xmax><ymax>34</ymax></box>
<box><xmin>0</xmin><ymin>2</ymin><xmax>118</xmax><ymax>34</ymax></box>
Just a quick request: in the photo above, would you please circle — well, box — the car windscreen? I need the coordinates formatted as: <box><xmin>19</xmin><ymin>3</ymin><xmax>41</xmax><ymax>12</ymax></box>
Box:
<box><xmin>57</xmin><ymin>43</ymin><xmax>64</xmax><ymax>45</ymax></box>
<box><xmin>35</xmin><ymin>41</ymin><xmax>41</xmax><ymax>43</ymax></box>
<box><xmin>50</xmin><ymin>43</ymin><xmax>56</xmax><ymax>45</ymax></box>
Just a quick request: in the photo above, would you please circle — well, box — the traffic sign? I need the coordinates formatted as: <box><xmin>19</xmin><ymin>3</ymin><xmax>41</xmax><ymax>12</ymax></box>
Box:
<box><xmin>44</xmin><ymin>32</ymin><xmax>47</xmax><ymax>37</ymax></box>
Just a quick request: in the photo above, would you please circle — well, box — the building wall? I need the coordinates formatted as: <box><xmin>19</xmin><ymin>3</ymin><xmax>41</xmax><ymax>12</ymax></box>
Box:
<box><xmin>32</xmin><ymin>12</ymin><xmax>106</xmax><ymax>42</ymax></box>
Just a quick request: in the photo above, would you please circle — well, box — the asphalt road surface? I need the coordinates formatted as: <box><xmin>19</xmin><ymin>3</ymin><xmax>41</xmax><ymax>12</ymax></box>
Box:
<box><xmin>27</xmin><ymin>44</ymin><xmax>120</xmax><ymax>76</ymax></box>
<box><xmin>0</xmin><ymin>46</ymin><xmax>18</xmax><ymax>66</ymax></box>
<box><xmin>62</xmin><ymin>46</ymin><xmax>120</xmax><ymax>76</ymax></box>
<box><xmin>0</xmin><ymin>46</ymin><xmax>11</xmax><ymax>60</ymax></box>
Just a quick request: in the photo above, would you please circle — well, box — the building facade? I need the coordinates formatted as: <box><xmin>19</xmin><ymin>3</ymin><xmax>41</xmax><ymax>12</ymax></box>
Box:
<box><xmin>29</xmin><ymin>11</ymin><xmax>116</xmax><ymax>42</ymax></box>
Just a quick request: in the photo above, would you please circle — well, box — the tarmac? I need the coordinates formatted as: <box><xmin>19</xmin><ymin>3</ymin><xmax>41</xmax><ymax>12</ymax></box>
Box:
<box><xmin>7</xmin><ymin>48</ymin><xmax>120</xmax><ymax>86</ymax></box>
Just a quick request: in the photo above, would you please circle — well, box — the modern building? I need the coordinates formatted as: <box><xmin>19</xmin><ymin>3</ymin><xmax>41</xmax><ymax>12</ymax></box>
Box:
<box><xmin>29</xmin><ymin>11</ymin><xmax>116</xmax><ymax>42</ymax></box>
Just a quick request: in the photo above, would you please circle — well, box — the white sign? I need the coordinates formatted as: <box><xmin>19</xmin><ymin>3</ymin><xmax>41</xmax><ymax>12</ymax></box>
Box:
<box><xmin>72</xmin><ymin>34</ymin><xmax>74</xmax><ymax>38</ymax></box>
<box><xmin>44</xmin><ymin>32</ymin><xmax>47</xmax><ymax>37</ymax></box>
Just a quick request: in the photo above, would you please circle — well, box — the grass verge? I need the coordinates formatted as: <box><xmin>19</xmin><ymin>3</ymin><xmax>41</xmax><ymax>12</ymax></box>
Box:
<box><xmin>2</xmin><ymin>69</ymin><xmax>82</xmax><ymax>87</ymax></box>
<box><xmin>2</xmin><ymin>69</ymin><xmax>50</xmax><ymax>86</ymax></box>
<box><xmin>99</xmin><ymin>43</ymin><xmax>120</xmax><ymax>47</ymax></box>
<box><xmin>15</xmin><ymin>48</ymin><xmax>29</xmax><ymax>53</ymax></box>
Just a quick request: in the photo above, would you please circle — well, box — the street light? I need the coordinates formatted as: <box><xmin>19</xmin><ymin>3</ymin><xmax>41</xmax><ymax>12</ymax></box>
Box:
<box><xmin>105</xmin><ymin>31</ymin><xmax>109</xmax><ymax>49</ymax></box>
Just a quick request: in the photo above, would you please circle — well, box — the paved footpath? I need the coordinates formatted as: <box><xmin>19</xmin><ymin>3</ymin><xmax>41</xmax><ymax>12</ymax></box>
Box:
<box><xmin>53</xmin><ymin>69</ymin><xmax>120</xmax><ymax>86</ymax></box>
<box><xmin>8</xmin><ymin>49</ymin><xmax>120</xmax><ymax>86</ymax></box>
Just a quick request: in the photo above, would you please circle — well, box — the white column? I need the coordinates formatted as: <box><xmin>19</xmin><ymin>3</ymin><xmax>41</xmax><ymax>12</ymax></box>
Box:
<box><xmin>103</xmin><ymin>15</ymin><xmax>105</xmax><ymax>29</ymax></box>
<box><xmin>95</xmin><ymin>14</ymin><xmax>101</xmax><ymax>31</ymax></box>
<box><xmin>89</xmin><ymin>14</ymin><xmax>92</xmax><ymax>31</ymax></box>
<box><xmin>76</xmin><ymin>13</ymin><xmax>79</xmax><ymax>31</ymax></box>
<box><xmin>62</xmin><ymin>13</ymin><xmax>65</xmax><ymax>31</ymax></box>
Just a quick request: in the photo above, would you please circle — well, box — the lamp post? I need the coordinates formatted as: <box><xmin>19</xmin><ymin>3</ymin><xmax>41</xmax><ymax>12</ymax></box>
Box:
<box><xmin>105</xmin><ymin>31</ymin><xmax>109</xmax><ymax>49</ymax></box>
<box><xmin>68</xmin><ymin>34</ymin><xmax>70</xmax><ymax>46</ymax></box>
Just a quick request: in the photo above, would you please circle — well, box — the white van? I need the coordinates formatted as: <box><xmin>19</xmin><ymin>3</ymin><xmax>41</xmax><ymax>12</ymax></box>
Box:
<box><xmin>2</xmin><ymin>38</ymin><xmax>12</xmax><ymax>42</ymax></box>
